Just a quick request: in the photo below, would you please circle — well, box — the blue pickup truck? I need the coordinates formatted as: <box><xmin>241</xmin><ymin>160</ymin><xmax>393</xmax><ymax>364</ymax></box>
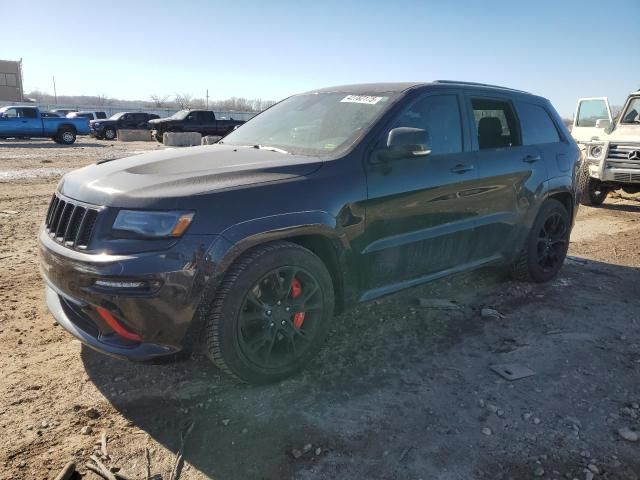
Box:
<box><xmin>0</xmin><ymin>106</ymin><xmax>90</xmax><ymax>145</ymax></box>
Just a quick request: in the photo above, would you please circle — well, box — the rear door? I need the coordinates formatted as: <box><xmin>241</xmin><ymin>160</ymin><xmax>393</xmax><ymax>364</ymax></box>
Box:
<box><xmin>572</xmin><ymin>97</ymin><xmax>612</xmax><ymax>143</ymax></box>
<box><xmin>516</xmin><ymin>100</ymin><xmax>571</xmax><ymax>176</ymax></box>
<box><xmin>464</xmin><ymin>94</ymin><xmax>546</xmax><ymax>260</ymax></box>
<box><xmin>362</xmin><ymin>90</ymin><xmax>481</xmax><ymax>292</ymax></box>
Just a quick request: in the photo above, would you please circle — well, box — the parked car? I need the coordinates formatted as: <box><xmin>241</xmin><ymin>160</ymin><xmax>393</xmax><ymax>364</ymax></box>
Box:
<box><xmin>571</xmin><ymin>90</ymin><xmax>640</xmax><ymax>205</ymax></box>
<box><xmin>148</xmin><ymin>109</ymin><xmax>244</xmax><ymax>142</ymax></box>
<box><xmin>50</xmin><ymin>109</ymin><xmax>77</xmax><ymax>116</ymax></box>
<box><xmin>39</xmin><ymin>81</ymin><xmax>580</xmax><ymax>383</ymax></box>
<box><xmin>67</xmin><ymin>111</ymin><xmax>107</xmax><ymax>121</ymax></box>
<box><xmin>89</xmin><ymin>112</ymin><xmax>160</xmax><ymax>140</ymax></box>
<box><xmin>0</xmin><ymin>106</ymin><xmax>90</xmax><ymax>144</ymax></box>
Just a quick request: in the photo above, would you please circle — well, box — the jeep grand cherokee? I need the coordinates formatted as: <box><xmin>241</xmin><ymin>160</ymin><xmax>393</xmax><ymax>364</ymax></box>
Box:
<box><xmin>39</xmin><ymin>81</ymin><xmax>580</xmax><ymax>383</ymax></box>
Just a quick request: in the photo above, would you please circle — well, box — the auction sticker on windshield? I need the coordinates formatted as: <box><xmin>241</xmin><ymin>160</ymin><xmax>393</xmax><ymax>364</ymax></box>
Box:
<box><xmin>340</xmin><ymin>95</ymin><xmax>385</xmax><ymax>105</ymax></box>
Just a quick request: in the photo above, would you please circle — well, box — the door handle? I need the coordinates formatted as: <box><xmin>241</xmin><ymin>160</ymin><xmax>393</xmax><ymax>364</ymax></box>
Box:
<box><xmin>21</xmin><ymin>120</ymin><xmax>28</xmax><ymax>123</ymax></box>
<box><xmin>450</xmin><ymin>164</ymin><xmax>474</xmax><ymax>174</ymax></box>
<box><xmin>523</xmin><ymin>154</ymin><xmax>541</xmax><ymax>163</ymax></box>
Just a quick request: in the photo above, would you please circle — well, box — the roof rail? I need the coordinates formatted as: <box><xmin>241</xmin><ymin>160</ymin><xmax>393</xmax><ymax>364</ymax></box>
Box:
<box><xmin>434</xmin><ymin>80</ymin><xmax>530</xmax><ymax>94</ymax></box>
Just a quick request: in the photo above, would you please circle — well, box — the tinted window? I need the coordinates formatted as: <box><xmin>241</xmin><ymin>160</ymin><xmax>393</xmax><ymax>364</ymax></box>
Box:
<box><xmin>576</xmin><ymin>99</ymin><xmax>609</xmax><ymax>127</ymax></box>
<box><xmin>518</xmin><ymin>103</ymin><xmax>560</xmax><ymax>145</ymax></box>
<box><xmin>95</xmin><ymin>112</ymin><xmax>107</xmax><ymax>119</ymax></box>
<box><xmin>471</xmin><ymin>98</ymin><xmax>521</xmax><ymax>150</ymax></box>
<box><xmin>21</xmin><ymin>108</ymin><xmax>38</xmax><ymax>119</ymax></box>
<box><xmin>392</xmin><ymin>95</ymin><xmax>463</xmax><ymax>155</ymax></box>
<box><xmin>202</xmin><ymin>111</ymin><xmax>215</xmax><ymax>122</ymax></box>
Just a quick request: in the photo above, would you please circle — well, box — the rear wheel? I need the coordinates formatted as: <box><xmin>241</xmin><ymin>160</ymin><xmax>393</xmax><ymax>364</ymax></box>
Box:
<box><xmin>512</xmin><ymin>199</ymin><xmax>570</xmax><ymax>282</ymax></box>
<box><xmin>205</xmin><ymin>242</ymin><xmax>335</xmax><ymax>384</ymax></box>
<box><xmin>56</xmin><ymin>128</ymin><xmax>76</xmax><ymax>145</ymax></box>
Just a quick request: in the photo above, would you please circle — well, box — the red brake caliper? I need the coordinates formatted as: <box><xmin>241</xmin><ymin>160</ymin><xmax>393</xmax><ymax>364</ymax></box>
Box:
<box><xmin>290</xmin><ymin>277</ymin><xmax>306</xmax><ymax>329</ymax></box>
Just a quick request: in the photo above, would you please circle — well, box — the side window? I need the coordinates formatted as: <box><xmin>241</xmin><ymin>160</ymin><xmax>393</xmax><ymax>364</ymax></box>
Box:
<box><xmin>392</xmin><ymin>94</ymin><xmax>463</xmax><ymax>155</ymax></box>
<box><xmin>471</xmin><ymin>98</ymin><xmax>521</xmax><ymax>150</ymax></box>
<box><xmin>518</xmin><ymin>103</ymin><xmax>560</xmax><ymax>145</ymax></box>
<box><xmin>203</xmin><ymin>111</ymin><xmax>215</xmax><ymax>122</ymax></box>
<box><xmin>21</xmin><ymin>108</ymin><xmax>38</xmax><ymax>119</ymax></box>
<box><xmin>3</xmin><ymin>108</ymin><xmax>18</xmax><ymax>118</ymax></box>
<box><xmin>576</xmin><ymin>99</ymin><xmax>609</xmax><ymax>127</ymax></box>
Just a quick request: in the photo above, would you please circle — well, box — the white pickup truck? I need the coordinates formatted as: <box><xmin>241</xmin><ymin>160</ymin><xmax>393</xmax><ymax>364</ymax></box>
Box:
<box><xmin>572</xmin><ymin>90</ymin><xmax>640</xmax><ymax>205</ymax></box>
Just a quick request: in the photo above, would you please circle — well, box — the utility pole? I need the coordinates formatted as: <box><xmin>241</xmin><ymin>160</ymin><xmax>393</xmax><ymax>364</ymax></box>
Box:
<box><xmin>52</xmin><ymin>76</ymin><xmax>58</xmax><ymax>104</ymax></box>
<box><xmin>206</xmin><ymin>89</ymin><xmax>209</xmax><ymax>110</ymax></box>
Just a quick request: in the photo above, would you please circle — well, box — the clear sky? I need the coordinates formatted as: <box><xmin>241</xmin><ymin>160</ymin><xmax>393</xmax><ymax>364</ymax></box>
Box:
<box><xmin>1</xmin><ymin>0</ymin><xmax>639</xmax><ymax>117</ymax></box>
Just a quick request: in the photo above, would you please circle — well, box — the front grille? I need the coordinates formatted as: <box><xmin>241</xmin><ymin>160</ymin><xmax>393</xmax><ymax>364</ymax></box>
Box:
<box><xmin>613</xmin><ymin>172</ymin><xmax>640</xmax><ymax>183</ymax></box>
<box><xmin>606</xmin><ymin>144</ymin><xmax>640</xmax><ymax>170</ymax></box>
<box><xmin>45</xmin><ymin>194</ymin><xmax>99</xmax><ymax>249</ymax></box>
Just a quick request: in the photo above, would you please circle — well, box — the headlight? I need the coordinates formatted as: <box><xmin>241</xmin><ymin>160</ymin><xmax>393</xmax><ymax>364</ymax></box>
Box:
<box><xmin>113</xmin><ymin>210</ymin><xmax>194</xmax><ymax>238</ymax></box>
<box><xmin>589</xmin><ymin>145</ymin><xmax>603</xmax><ymax>158</ymax></box>
<box><xmin>93</xmin><ymin>122</ymin><xmax>101</xmax><ymax>127</ymax></box>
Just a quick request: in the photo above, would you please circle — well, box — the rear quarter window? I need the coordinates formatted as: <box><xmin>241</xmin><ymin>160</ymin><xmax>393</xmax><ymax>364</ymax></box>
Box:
<box><xmin>517</xmin><ymin>102</ymin><xmax>560</xmax><ymax>145</ymax></box>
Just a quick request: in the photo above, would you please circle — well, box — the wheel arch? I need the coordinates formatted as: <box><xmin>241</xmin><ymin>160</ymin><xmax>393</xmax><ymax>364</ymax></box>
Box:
<box><xmin>57</xmin><ymin>123</ymin><xmax>77</xmax><ymax>133</ymax></box>
<box><xmin>218</xmin><ymin>212</ymin><xmax>351</xmax><ymax>315</ymax></box>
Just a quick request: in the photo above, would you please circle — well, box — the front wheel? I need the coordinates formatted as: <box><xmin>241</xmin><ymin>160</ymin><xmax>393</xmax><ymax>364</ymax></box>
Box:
<box><xmin>205</xmin><ymin>242</ymin><xmax>335</xmax><ymax>384</ymax></box>
<box><xmin>583</xmin><ymin>177</ymin><xmax>609</xmax><ymax>206</ymax></box>
<box><xmin>512</xmin><ymin>199</ymin><xmax>570</xmax><ymax>283</ymax></box>
<box><xmin>103</xmin><ymin>127</ymin><xmax>116</xmax><ymax>140</ymax></box>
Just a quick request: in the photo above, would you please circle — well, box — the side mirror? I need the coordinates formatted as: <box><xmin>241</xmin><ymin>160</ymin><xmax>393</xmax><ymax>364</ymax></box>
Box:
<box><xmin>595</xmin><ymin>119</ymin><xmax>611</xmax><ymax>129</ymax></box>
<box><xmin>386</xmin><ymin>127</ymin><xmax>431</xmax><ymax>157</ymax></box>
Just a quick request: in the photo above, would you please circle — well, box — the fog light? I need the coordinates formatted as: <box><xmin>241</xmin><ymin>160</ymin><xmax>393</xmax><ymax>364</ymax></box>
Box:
<box><xmin>94</xmin><ymin>280</ymin><xmax>147</xmax><ymax>289</ymax></box>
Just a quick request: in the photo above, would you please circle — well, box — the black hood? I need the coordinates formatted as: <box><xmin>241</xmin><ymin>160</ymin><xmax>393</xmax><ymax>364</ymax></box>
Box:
<box><xmin>58</xmin><ymin>144</ymin><xmax>322</xmax><ymax>208</ymax></box>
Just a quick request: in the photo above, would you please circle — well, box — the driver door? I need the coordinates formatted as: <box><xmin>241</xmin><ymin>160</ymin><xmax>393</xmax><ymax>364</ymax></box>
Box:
<box><xmin>361</xmin><ymin>92</ymin><xmax>481</xmax><ymax>292</ymax></box>
<box><xmin>572</xmin><ymin>97</ymin><xmax>613</xmax><ymax>143</ymax></box>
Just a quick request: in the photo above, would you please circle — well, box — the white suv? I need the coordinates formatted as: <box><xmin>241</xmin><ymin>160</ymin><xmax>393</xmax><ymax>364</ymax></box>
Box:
<box><xmin>572</xmin><ymin>91</ymin><xmax>640</xmax><ymax>205</ymax></box>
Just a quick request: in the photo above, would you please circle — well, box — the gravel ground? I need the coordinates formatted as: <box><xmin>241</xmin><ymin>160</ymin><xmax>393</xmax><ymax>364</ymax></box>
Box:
<box><xmin>0</xmin><ymin>138</ymin><xmax>639</xmax><ymax>480</ymax></box>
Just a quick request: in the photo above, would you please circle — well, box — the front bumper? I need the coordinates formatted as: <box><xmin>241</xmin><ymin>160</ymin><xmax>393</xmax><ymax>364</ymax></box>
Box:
<box><xmin>39</xmin><ymin>228</ymin><xmax>224</xmax><ymax>361</ymax></box>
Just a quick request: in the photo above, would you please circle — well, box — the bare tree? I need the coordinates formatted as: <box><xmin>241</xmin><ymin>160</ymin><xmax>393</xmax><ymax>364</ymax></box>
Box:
<box><xmin>191</xmin><ymin>97</ymin><xmax>206</xmax><ymax>109</ymax></box>
<box><xmin>96</xmin><ymin>93</ymin><xmax>111</xmax><ymax>106</ymax></box>
<box><xmin>150</xmin><ymin>94</ymin><xmax>170</xmax><ymax>108</ymax></box>
<box><xmin>174</xmin><ymin>93</ymin><xmax>193</xmax><ymax>109</ymax></box>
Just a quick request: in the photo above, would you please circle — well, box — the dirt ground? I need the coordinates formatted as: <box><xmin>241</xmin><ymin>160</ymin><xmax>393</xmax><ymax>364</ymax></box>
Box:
<box><xmin>0</xmin><ymin>138</ymin><xmax>639</xmax><ymax>480</ymax></box>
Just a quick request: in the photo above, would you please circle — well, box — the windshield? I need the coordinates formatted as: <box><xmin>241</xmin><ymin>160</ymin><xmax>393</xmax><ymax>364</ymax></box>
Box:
<box><xmin>109</xmin><ymin>112</ymin><xmax>125</xmax><ymax>120</ymax></box>
<box><xmin>621</xmin><ymin>97</ymin><xmax>640</xmax><ymax>124</ymax></box>
<box><xmin>221</xmin><ymin>92</ymin><xmax>400</xmax><ymax>156</ymax></box>
<box><xmin>170</xmin><ymin>110</ymin><xmax>190</xmax><ymax>120</ymax></box>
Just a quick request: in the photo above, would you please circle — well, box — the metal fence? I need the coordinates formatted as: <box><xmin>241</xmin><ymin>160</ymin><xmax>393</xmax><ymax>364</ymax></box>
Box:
<box><xmin>0</xmin><ymin>101</ymin><xmax>258</xmax><ymax>121</ymax></box>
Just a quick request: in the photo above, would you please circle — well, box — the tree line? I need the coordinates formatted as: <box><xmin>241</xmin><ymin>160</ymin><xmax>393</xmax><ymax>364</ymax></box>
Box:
<box><xmin>25</xmin><ymin>90</ymin><xmax>275</xmax><ymax>112</ymax></box>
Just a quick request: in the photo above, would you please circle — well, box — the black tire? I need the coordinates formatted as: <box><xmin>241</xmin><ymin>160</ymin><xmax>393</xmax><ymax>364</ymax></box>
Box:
<box><xmin>103</xmin><ymin>128</ymin><xmax>116</xmax><ymax>140</ymax></box>
<box><xmin>512</xmin><ymin>199</ymin><xmax>570</xmax><ymax>283</ymax></box>
<box><xmin>205</xmin><ymin>241</ymin><xmax>335</xmax><ymax>384</ymax></box>
<box><xmin>577</xmin><ymin>161</ymin><xmax>608</xmax><ymax>206</ymax></box>
<box><xmin>56</xmin><ymin>128</ymin><xmax>76</xmax><ymax>145</ymax></box>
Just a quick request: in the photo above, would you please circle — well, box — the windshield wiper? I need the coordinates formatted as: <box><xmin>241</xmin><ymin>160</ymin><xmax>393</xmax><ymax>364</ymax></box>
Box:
<box><xmin>252</xmin><ymin>144</ymin><xmax>289</xmax><ymax>154</ymax></box>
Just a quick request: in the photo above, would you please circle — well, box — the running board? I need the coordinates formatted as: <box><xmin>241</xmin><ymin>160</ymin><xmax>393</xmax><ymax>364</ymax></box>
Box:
<box><xmin>359</xmin><ymin>254</ymin><xmax>502</xmax><ymax>303</ymax></box>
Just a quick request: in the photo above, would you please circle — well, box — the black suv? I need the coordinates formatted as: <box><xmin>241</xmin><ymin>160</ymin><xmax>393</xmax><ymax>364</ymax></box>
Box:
<box><xmin>90</xmin><ymin>112</ymin><xmax>159</xmax><ymax>140</ymax></box>
<box><xmin>148</xmin><ymin>109</ymin><xmax>244</xmax><ymax>142</ymax></box>
<box><xmin>39</xmin><ymin>82</ymin><xmax>580</xmax><ymax>383</ymax></box>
